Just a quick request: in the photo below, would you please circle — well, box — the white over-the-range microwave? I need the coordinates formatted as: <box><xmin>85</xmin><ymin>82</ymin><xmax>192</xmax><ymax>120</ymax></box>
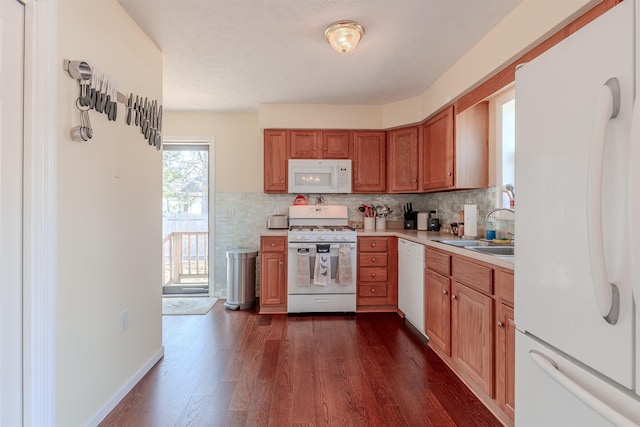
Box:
<box><xmin>288</xmin><ymin>159</ymin><xmax>352</xmax><ymax>194</ymax></box>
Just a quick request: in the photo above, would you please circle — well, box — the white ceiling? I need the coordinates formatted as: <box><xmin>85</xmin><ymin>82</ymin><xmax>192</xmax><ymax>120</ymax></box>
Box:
<box><xmin>117</xmin><ymin>0</ymin><xmax>524</xmax><ymax>113</ymax></box>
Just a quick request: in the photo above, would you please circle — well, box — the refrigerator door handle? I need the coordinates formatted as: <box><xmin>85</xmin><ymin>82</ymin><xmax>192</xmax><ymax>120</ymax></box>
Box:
<box><xmin>530</xmin><ymin>351</ymin><xmax>636</xmax><ymax>426</ymax></box>
<box><xmin>586</xmin><ymin>78</ymin><xmax>621</xmax><ymax>325</ymax></box>
<box><xmin>629</xmin><ymin>96</ymin><xmax>640</xmax><ymax>306</ymax></box>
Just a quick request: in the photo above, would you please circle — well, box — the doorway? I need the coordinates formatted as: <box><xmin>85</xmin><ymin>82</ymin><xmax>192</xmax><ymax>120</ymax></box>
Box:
<box><xmin>162</xmin><ymin>141</ymin><xmax>214</xmax><ymax>295</ymax></box>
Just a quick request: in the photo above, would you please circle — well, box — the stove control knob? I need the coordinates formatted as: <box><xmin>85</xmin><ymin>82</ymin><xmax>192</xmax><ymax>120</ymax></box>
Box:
<box><xmin>319</xmin><ymin>236</ymin><xmax>326</xmax><ymax>241</ymax></box>
<box><xmin>333</xmin><ymin>236</ymin><xmax>340</xmax><ymax>241</ymax></box>
<box><xmin>342</xmin><ymin>236</ymin><xmax>348</xmax><ymax>241</ymax></box>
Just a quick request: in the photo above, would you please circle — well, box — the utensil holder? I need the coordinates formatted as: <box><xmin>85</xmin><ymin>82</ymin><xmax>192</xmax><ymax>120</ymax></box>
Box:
<box><xmin>364</xmin><ymin>217</ymin><xmax>375</xmax><ymax>230</ymax></box>
<box><xmin>375</xmin><ymin>217</ymin><xmax>386</xmax><ymax>230</ymax></box>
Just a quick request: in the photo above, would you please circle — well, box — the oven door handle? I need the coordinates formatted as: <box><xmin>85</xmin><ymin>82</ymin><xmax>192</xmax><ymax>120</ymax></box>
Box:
<box><xmin>289</xmin><ymin>243</ymin><xmax>356</xmax><ymax>250</ymax></box>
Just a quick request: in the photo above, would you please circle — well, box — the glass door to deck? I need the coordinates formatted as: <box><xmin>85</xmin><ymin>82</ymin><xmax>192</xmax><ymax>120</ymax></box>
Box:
<box><xmin>162</xmin><ymin>144</ymin><xmax>209</xmax><ymax>295</ymax></box>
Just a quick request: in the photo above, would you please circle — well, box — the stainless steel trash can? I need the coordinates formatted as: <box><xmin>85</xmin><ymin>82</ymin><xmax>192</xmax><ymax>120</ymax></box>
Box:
<box><xmin>224</xmin><ymin>249</ymin><xmax>258</xmax><ymax>310</ymax></box>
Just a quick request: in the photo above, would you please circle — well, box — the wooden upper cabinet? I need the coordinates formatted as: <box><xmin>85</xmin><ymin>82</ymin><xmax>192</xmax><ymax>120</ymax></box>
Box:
<box><xmin>387</xmin><ymin>126</ymin><xmax>419</xmax><ymax>193</ymax></box>
<box><xmin>420</xmin><ymin>102</ymin><xmax>488</xmax><ymax>192</ymax></box>
<box><xmin>421</xmin><ymin>106</ymin><xmax>455</xmax><ymax>191</ymax></box>
<box><xmin>289</xmin><ymin>130</ymin><xmax>350</xmax><ymax>159</ymax></box>
<box><xmin>455</xmin><ymin>101</ymin><xmax>489</xmax><ymax>190</ymax></box>
<box><xmin>289</xmin><ymin>130</ymin><xmax>319</xmax><ymax>158</ymax></box>
<box><xmin>351</xmin><ymin>131</ymin><xmax>386</xmax><ymax>193</ymax></box>
<box><xmin>263</xmin><ymin>129</ymin><xmax>288</xmax><ymax>193</ymax></box>
<box><xmin>322</xmin><ymin>130</ymin><xmax>350</xmax><ymax>158</ymax></box>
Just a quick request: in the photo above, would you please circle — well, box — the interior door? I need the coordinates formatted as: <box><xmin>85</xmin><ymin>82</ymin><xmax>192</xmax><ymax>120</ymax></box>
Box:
<box><xmin>0</xmin><ymin>0</ymin><xmax>25</xmax><ymax>424</ymax></box>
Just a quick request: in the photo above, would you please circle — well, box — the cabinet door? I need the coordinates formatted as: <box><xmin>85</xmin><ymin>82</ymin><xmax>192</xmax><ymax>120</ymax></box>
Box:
<box><xmin>455</xmin><ymin>102</ymin><xmax>488</xmax><ymax>189</ymax></box>
<box><xmin>421</xmin><ymin>106</ymin><xmax>454</xmax><ymax>191</ymax></box>
<box><xmin>260</xmin><ymin>252</ymin><xmax>286</xmax><ymax>306</ymax></box>
<box><xmin>425</xmin><ymin>269</ymin><xmax>451</xmax><ymax>355</ymax></box>
<box><xmin>452</xmin><ymin>281</ymin><xmax>494</xmax><ymax>396</ymax></box>
<box><xmin>322</xmin><ymin>130</ymin><xmax>350</xmax><ymax>158</ymax></box>
<box><xmin>496</xmin><ymin>302</ymin><xmax>515</xmax><ymax>419</ymax></box>
<box><xmin>387</xmin><ymin>126</ymin><xmax>419</xmax><ymax>192</ymax></box>
<box><xmin>289</xmin><ymin>130</ymin><xmax>320</xmax><ymax>158</ymax></box>
<box><xmin>264</xmin><ymin>130</ymin><xmax>288</xmax><ymax>193</ymax></box>
<box><xmin>351</xmin><ymin>131</ymin><xmax>386</xmax><ymax>193</ymax></box>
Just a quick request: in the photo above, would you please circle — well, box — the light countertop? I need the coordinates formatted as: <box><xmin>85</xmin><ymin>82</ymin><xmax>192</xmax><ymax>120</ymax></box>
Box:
<box><xmin>261</xmin><ymin>228</ymin><xmax>514</xmax><ymax>270</ymax></box>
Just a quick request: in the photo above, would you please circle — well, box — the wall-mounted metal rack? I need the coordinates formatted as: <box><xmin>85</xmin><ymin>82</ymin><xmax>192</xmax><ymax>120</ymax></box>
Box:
<box><xmin>64</xmin><ymin>59</ymin><xmax>162</xmax><ymax>150</ymax></box>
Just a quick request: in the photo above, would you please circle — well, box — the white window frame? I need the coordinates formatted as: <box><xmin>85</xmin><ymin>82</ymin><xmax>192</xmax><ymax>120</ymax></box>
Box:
<box><xmin>489</xmin><ymin>85</ymin><xmax>516</xmax><ymax>216</ymax></box>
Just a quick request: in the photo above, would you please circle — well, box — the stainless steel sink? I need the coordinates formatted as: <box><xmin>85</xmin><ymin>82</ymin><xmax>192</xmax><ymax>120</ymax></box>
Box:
<box><xmin>468</xmin><ymin>246</ymin><xmax>515</xmax><ymax>256</ymax></box>
<box><xmin>435</xmin><ymin>239</ymin><xmax>489</xmax><ymax>247</ymax></box>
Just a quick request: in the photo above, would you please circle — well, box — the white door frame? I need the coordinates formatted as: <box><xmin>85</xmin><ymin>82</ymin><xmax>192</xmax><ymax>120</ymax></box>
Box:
<box><xmin>22</xmin><ymin>0</ymin><xmax>58</xmax><ymax>425</ymax></box>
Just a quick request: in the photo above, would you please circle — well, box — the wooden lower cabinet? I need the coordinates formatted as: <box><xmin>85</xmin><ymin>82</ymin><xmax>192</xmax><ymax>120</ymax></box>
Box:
<box><xmin>356</xmin><ymin>236</ymin><xmax>397</xmax><ymax>311</ymax></box>
<box><xmin>451</xmin><ymin>281</ymin><xmax>494</xmax><ymax>396</ymax></box>
<box><xmin>496</xmin><ymin>302</ymin><xmax>515</xmax><ymax>419</ymax></box>
<box><xmin>424</xmin><ymin>248</ymin><xmax>514</xmax><ymax>426</ymax></box>
<box><xmin>259</xmin><ymin>236</ymin><xmax>287</xmax><ymax>313</ymax></box>
<box><xmin>496</xmin><ymin>268</ymin><xmax>515</xmax><ymax>419</ymax></box>
<box><xmin>425</xmin><ymin>269</ymin><xmax>451</xmax><ymax>355</ymax></box>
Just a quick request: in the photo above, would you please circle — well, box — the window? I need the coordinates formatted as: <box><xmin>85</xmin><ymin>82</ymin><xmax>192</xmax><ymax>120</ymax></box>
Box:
<box><xmin>492</xmin><ymin>87</ymin><xmax>516</xmax><ymax>209</ymax></box>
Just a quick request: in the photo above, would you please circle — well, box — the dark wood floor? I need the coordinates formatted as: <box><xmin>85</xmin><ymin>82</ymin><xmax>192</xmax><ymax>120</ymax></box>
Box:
<box><xmin>99</xmin><ymin>302</ymin><xmax>502</xmax><ymax>427</ymax></box>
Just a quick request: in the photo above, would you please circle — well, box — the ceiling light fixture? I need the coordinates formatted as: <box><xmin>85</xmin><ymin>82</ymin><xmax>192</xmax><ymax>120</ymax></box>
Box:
<box><xmin>324</xmin><ymin>20</ymin><xmax>365</xmax><ymax>54</ymax></box>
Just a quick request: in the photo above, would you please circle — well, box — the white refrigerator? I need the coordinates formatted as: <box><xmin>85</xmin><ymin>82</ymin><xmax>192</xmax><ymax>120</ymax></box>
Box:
<box><xmin>515</xmin><ymin>0</ymin><xmax>640</xmax><ymax>425</ymax></box>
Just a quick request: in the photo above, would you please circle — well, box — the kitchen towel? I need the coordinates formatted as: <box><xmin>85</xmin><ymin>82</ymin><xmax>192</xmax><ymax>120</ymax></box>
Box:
<box><xmin>464</xmin><ymin>204</ymin><xmax>478</xmax><ymax>238</ymax></box>
<box><xmin>313</xmin><ymin>244</ymin><xmax>331</xmax><ymax>286</ymax></box>
<box><xmin>296</xmin><ymin>248</ymin><xmax>311</xmax><ymax>286</ymax></box>
<box><xmin>336</xmin><ymin>244</ymin><xmax>353</xmax><ymax>285</ymax></box>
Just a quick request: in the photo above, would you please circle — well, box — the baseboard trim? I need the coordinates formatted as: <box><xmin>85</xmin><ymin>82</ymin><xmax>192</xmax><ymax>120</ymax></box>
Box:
<box><xmin>85</xmin><ymin>346</ymin><xmax>165</xmax><ymax>427</ymax></box>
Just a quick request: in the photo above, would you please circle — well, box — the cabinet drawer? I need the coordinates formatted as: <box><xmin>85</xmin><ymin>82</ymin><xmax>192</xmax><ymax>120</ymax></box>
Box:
<box><xmin>358</xmin><ymin>283</ymin><xmax>388</xmax><ymax>298</ymax></box>
<box><xmin>452</xmin><ymin>257</ymin><xmax>493</xmax><ymax>294</ymax></box>
<box><xmin>359</xmin><ymin>267</ymin><xmax>388</xmax><ymax>282</ymax></box>
<box><xmin>358</xmin><ymin>253</ymin><xmax>388</xmax><ymax>267</ymax></box>
<box><xmin>359</xmin><ymin>237</ymin><xmax>388</xmax><ymax>252</ymax></box>
<box><xmin>426</xmin><ymin>249</ymin><xmax>451</xmax><ymax>276</ymax></box>
<box><xmin>496</xmin><ymin>269</ymin><xmax>514</xmax><ymax>306</ymax></box>
<box><xmin>261</xmin><ymin>236</ymin><xmax>286</xmax><ymax>252</ymax></box>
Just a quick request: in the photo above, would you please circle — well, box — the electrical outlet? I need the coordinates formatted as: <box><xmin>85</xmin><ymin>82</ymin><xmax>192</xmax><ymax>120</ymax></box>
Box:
<box><xmin>466</xmin><ymin>199</ymin><xmax>475</xmax><ymax>205</ymax></box>
<box><xmin>121</xmin><ymin>309</ymin><xmax>129</xmax><ymax>331</ymax></box>
<box><xmin>223</xmin><ymin>208</ymin><xmax>235</xmax><ymax>217</ymax></box>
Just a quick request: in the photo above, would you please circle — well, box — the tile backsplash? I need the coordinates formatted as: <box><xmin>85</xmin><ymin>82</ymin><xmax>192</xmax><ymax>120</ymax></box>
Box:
<box><xmin>212</xmin><ymin>187</ymin><xmax>513</xmax><ymax>296</ymax></box>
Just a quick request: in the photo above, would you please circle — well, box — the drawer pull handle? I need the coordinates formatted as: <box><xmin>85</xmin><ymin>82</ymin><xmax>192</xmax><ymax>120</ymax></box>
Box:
<box><xmin>279</xmin><ymin>261</ymin><xmax>284</xmax><ymax>266</ymax></box>
<box><xmin>371</xmin><ymin>273</ymin><xmax>376</xmax><ymax>278</ymax></box>
<box><xmin>443</xmin><ymin>290</ymin><xmax>448</xmax><ymax>296</ymax></box>
<box><xmin>452</xmin><ymin>295</ymin><xmax>457</xmax><ymax>300</ymax></box>
<box><xmin>497</xmin><ymin>321</ymin><xmax>504</xmax><ymax>328</ymax></box>
<box><xmin>271</xmin><ymin>243</ymin><xmax>276</xmax><ymax>247</ymax></box>
<box><xmin>371</xmin><ymin>288</ymin><xmax>376</xmax><ymax>293</ymax></box>
<box><xmin>371</xmin><ymin>257</ymin><xmax>376</xmax><ymax>263</ymax></box>
<box><xmin>371</xmin><ymin>242</ymin><xmax>376</xmax><ymax>247</ymax></box>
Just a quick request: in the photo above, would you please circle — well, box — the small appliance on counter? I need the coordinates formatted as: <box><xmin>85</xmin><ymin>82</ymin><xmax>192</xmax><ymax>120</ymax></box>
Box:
<box><xmin>267</xmin><ymin>214</ymin><xmax>289</xmax><ymax>229</ymax></box>
<box><xmin>418</xmin><ymin>211</ymin><xmax>440</xmax><ymax>231</ymax></box>
<box><xmin>427</xmin><ymin>211</ymin><xmax>441</xmax><ymax>231</ymax></box>
<box><xmin>417</xmin><ymin>212</ymin><xmax>428</xmax><ymax>230</ymax></box>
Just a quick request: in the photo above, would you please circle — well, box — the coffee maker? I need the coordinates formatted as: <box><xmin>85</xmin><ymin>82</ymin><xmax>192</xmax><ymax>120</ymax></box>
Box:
<box><xmin>427</xmin><ymin>210</ymin><xmax>440</xmax><ymax>231</ymax></box>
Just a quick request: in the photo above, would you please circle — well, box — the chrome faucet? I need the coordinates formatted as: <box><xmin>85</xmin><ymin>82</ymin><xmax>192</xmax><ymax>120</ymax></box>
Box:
<box><xmin>484</xmin><ymin>207</ymin><xmax>515</xmax><ymax>222</ymax></box>
<box><xmin>485</xmin><ymin>208</ymin><xmax>515</xmax><ymax>244</ymax></box>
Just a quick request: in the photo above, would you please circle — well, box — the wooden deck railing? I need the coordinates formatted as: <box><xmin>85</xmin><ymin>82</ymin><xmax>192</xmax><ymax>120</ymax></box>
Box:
<box><xmin>162</xmin><ymin>231</ymin><xmax>209</xmax><ymax>285</ymax></box>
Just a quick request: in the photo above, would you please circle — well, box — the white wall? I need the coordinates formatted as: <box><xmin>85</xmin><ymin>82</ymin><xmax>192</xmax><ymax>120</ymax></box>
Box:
<box><xmin>382</xmin><ymin>0</ymin><xmax>597</xmax><ymax>127</ymax></box>
<box><xmin>57</xmin><ymin>1</ymin><xmax>162</xmax><ymax>425</ymax></box>
<box><xmin>0</xmin><ymin>1</ymin><xmax>25</xmax><ymax>425</ymax></box>
<box><xmin>163</xmin><ymin>112</ymin><xmax>262</xmax><ymax>192</ymax></box>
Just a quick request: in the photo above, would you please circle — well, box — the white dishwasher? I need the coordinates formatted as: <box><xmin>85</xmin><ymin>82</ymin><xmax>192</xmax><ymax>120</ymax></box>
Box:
<box><xmin>398</xmin><ymin>238</ymin><xmax>425</xmax><ymax>336</ymax></box>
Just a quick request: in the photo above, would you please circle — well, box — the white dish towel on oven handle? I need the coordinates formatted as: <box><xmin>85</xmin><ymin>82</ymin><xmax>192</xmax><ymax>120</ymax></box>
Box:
<box><xmin>296</xmin><ymin>248</ymin><xmax>311</xmax><ymax>286</ymax></box>
<box><xmin>336</xmin><ymin>243</ymin><xmax>353</xmax><ymax>285</ymax></box>
<box><xmin>313</xmin><ymin>244</ymin><xmax>331</xmax><ymax>286</ymax></box>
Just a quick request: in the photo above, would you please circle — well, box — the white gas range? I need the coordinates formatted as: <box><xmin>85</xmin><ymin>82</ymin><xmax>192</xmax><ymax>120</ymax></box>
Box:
<box><xmin>287</xmin><ymin>205</ymin><xmax>357</xmax><ymax>313</ymax></box>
